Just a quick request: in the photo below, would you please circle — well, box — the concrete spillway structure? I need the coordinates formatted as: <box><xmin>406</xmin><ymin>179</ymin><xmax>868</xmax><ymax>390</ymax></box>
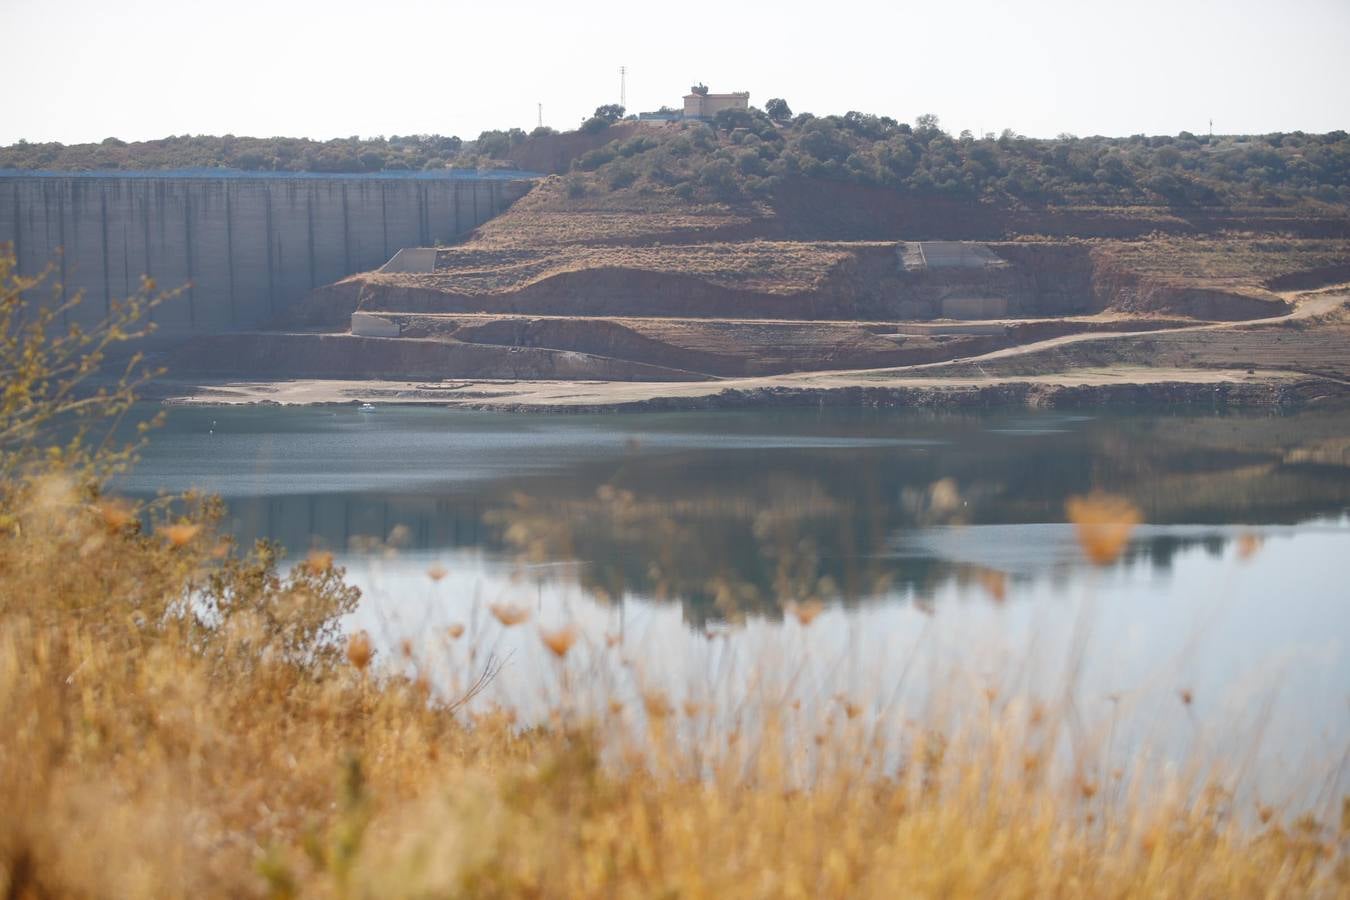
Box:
<box><xmin>0</xmin><ymin>170</ymin><xmax>536</xmax><ymax>334</ymax></box>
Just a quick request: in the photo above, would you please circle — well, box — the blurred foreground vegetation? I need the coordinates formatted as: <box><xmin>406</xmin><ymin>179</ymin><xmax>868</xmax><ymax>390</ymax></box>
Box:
<box><xmin>1</xmin><ymin>250</ymin><xmax>1346</xmax><ymax>897</ymax></box>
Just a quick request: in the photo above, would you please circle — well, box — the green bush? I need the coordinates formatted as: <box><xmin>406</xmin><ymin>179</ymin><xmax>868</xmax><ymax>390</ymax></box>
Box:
<box><xmin>3</xmin><ymin>115</ymin><xmax>1345</xmax><ymax>211</ymax></box>
<box><xmin>579</xmin><ymin>117</ymin><xmax>611</xmax><ymax>136</ymax></box>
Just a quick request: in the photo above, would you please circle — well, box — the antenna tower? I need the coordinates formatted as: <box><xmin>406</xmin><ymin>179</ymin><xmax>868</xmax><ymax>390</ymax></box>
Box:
<box><xmin>620</xmin><ymin>66</ymin><xmax>627</xmax><ymax>110</ymax></box>
<box><xmin>538</xmin><ymin>103</ymin><xmax>543</xmax><ymax>129</ymax></box>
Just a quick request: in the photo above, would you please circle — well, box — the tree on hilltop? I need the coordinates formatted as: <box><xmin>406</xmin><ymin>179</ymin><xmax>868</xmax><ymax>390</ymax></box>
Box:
<box><xmin>765</xmin><ymin>98</ymin><xmax>792</xmax><ymax>123</ymax></box>
<box><xmin>915</xmin><ymin>113</ymin><xmax>943</xmax><ymax>135</ymax></box>
<box><xmin>713</xmin><ymin>108</ymin><xmax>754</xmax><ymax>133</ymax></box>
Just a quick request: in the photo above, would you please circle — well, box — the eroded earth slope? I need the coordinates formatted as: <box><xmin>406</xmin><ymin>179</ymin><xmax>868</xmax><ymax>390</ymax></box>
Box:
<box><xmin>163</xmin><ymin>123</ymin><xmax>1350</xmax><ymax>408</ymax></box>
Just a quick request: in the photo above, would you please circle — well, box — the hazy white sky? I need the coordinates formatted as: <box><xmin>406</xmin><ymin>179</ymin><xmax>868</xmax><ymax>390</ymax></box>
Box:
<box><xmin>2</xmin><ymin>0</ymin><xmax>1348</xmax><ymax>145</ymax></box>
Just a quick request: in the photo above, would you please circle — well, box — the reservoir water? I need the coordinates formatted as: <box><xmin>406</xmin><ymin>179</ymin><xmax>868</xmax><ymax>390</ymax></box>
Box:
<box><xmin>121</xmin><ymin>404</ymin><xmax>1350</xmax><ymax>797</ymax></box>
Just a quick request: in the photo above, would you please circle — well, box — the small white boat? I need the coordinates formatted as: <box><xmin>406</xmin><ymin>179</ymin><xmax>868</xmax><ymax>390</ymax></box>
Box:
<box><xmin>358</xmin><ymin>402</ymin><xmax>376</xmax><ymax>412</ymax></box>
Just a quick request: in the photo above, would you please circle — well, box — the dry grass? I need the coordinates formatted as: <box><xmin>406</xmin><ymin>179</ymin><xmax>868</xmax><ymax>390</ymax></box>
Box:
<box><xmin>471</xmin><ymin>175</ymin><xmax>758</xmax><ymax>248</ymax></box>
<box><xmin>1099</xmin><ymin>236</ymin><xmax>1350</xmax><ymax>287</ymax></box>
<box><xmin>0</xmin><ymin>472</ymin><xmax>1346</xmax><ymax>898</ymax></box>
<box><xmin>387</xmin><ymin>241</ymin><xmax>855</xmax><ymax>297</ymax></box>
<box><xmin>2</xmin><ymin>249</ymin><xmax>1347</xmax><ymax>897</ymax></box>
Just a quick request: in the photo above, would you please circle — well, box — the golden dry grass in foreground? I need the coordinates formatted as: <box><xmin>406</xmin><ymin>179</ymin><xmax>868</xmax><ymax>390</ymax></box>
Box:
<box><xmin>1</xmin><ymin>250</ymin><xmax>1346</xmax><ymax>898</ymax></box>
<box><xmin>0</xmin><ymin>472</ymin><xmax>1347</xmax><ymax>898</ymax></box>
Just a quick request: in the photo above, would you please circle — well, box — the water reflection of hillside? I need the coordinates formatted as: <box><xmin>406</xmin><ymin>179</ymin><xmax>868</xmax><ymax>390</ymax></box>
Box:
<box><xmin>215</xmin><ymin>407</ymin><xmax>1350</xmax><ymax>625</ymax></box>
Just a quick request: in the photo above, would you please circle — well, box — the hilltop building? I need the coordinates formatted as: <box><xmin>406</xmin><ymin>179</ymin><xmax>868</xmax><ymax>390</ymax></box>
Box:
<box><xmin>637</xmin><ymin>108</ymin><xmax>683</xmax><ymax>123</ymax></box>
<box><xmin>683</xmin><ymin>90</ymin><xmax>750</xmax><ymax>120</ymax></box>
<box><xmin>637</xmin><ymin>88</ymin><xmax>750</xmax><ymax>123</ymax></box>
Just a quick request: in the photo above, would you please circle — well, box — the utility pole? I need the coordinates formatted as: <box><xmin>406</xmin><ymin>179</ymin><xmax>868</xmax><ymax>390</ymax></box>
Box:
<box><xmin>619</xmin><ymin>66</ymin><xmax>627</xmax><ymax>110</ymax></box>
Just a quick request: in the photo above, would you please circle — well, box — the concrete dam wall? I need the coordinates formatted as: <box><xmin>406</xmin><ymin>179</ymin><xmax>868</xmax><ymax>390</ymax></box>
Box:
<box><xmin>0</xmin><ymin>171</ymin><xmax>535</xmax><ymax>334</ymax></box>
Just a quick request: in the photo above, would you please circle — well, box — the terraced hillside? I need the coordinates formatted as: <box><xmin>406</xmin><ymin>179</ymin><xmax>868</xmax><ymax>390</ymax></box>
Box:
<box><xmin>159</xmin><ymin>119</ymin><xmax>1350</xmax><ymax>405</ymax></box>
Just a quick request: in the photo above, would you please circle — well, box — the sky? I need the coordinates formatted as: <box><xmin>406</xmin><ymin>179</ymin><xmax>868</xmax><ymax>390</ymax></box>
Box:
<box><xmin>2</xmin><ymin>0</ymin><xmax>1348</xmax><ymax>146</ymax></box>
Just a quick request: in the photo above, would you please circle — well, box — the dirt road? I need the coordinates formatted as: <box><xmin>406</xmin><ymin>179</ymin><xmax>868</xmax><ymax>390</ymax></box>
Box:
<box><xmin>155</xmin><ymin>289</ymin><xmax>1350</xmax><ymax>411</ymax></box>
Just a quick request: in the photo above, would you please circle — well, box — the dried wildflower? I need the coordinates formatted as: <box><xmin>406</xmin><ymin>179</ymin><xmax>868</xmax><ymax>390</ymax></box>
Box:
<box><xmin>832</xmin><ymin>695</ymin><xmax>863</xmax><ymax>719</ymax></box>
<box><xmin>96</xmin><ymin>498</ymin><xmax>135</xmax><ymax>531</ymax></box>
<box><xmin>386</xmin><ymin>524</ymin><xmax>412</xmax><ymax>547</ymax></box>
<box><xmin>642</xmin><ymin>692</ymin><xmax>672</xmax><ymax>719</ymax></box>
<box><xmin>682</xmin><ymin>701</ymin><xmax>702</xmax><ymax>718</ymax></box>
<box><xmin>347</xmin><ymin>631</ymin><xmax>374</xmax><ymax>671</ymax></box>
<box><xmin>977</xmin><ymin>569</ymin><xmax>1008</xmax><ymax>603</ymax></box>
<box><xmin>789</xmin><ymin>600</ymin><xmax>825</xmax><ymax>626</ymax></box>
<box><xmin>929</xmin><ymin>477</ymin><xmax>961</xmax><ymax>515</ymax></box>
<box><xmin>399</xmin><ymin>638</ymin><xmax>414</xmax><ymax>660</ymax></box>
<box><xmin>607</xmin><ymin>699</ymin><xmax>624</xmax><ymax>716</ymax></box>
<box><xmin>1028</xmin><ymin>703</ymin><xmax>1047</xmax><ymax>728</ymax></box>
<box><xmin>1065</xmin><ymin>493</ymin><xmax>1141</xmax><ymax>566</ymax></box>
<box><xmin>539</xmin><ymin>624</ymin><xmax>579</xmax><ymax>658</ymax></box>
<box><xmin>446</xmin><ymin>623</ymin><xmax>465</xmax><ymax>640</ymax></box>
<box><xmin>1079</xmin><ymin>779</ymin><xmax>1099</xmax><ymax>800</ymax></box>
<box><xmin>489</xmin><ymin>603</ymin><xmax>531</xmax><ymax>627</ymax></box>
<box><xmin>303</xmin><ymin>549</ymin><xmax>333</xmax><ymax>575</ymax></box>
<box><xmin>160</xmin><ymin>522</ymin><xmax>202</xmax><ymax>548</ymax></box>
<box><xmin>604</xmin><ymin>632</ymin><xmax>621</xmax><ymax>648</ymax></box>
<box><xmin>426</xmin><ymin>563</ymin><xmax>449</xmax><ymax>582</ymax></box>
<box><xmin>1141</xmin><ymin>828</ymin><xmax>1160</xmax><ymax>854</ymax></box>
<box><xmin>1257</xmin><ymin>803</ymin><xmax>1275</xmax><ymax>825</ymax></box>
<box><xmin>1236</xmin><ymin>532</ymin><xmax>1264</xmax><ymax>561</ymax></box>
<box><xmin>1179</xmin><ymin>688</ymin><xmax>1194</xmax><ymax>707</ymax></box>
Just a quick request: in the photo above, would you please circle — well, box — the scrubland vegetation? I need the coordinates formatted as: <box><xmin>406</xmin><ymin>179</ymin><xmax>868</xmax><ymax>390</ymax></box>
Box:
<box><xmin>2</xmin><ymin>249</ymin><xmax>1348</xmax><ymax>897</ymax></box>
<box><xmin>4</xmin><ymin>110</ymin><xmax>1347</xmax><ymax>210</ymax></box>
<box><xmin>0</xmin><ymin>133</ymin><xmax>493</xmax><ymax>175</ymax></box>
<box><xmin>566</xmin><ymin>112</ymin><xmax>1350</xmax><ymax>208</ymax></box>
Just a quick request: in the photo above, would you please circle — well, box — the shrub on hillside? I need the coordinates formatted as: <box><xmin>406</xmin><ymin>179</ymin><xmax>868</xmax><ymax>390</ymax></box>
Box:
<box><xmin>579</xmin><ymin>116</ymin><xmax>611</xmax><ymax>135</ymax></box>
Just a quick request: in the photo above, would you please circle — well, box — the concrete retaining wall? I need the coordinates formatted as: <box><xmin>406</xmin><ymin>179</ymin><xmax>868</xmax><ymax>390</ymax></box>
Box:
<box><xmin>940</xmin><ymin>296</ymin><xmax>1010</xmax><ymax>319</ymax></box>
<box><xmin>0</xmin><ymin>172</ymin><xmax>534</xmax><ymax>335</ymax></box>
<box><xmin>351</xmin><ymin>312</ymin><xmax>401</xmax><ymax>337</ymax></box>
<box><xmin>379</xmin><ymin>247</ymin><xmax>439</xmax><ymax>273</ymax></box>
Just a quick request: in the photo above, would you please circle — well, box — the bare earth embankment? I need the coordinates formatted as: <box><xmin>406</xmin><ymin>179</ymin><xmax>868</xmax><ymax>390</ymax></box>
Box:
<box><xmin>156</xmin><ymin>138</ymin><xmax>1350</xmax><ymax>411</ymax></box>
<box><xmin>156</xmin><ymin>287</ymin><xmax>1350</xmax><ymax>411</ymax></box>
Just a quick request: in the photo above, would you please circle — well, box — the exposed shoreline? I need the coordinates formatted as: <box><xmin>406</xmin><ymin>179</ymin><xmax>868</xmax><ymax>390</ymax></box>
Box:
<box><xmin>144</xmin><ymin>287</ymin><xmax>1350</xmax><ymax>414</ymax></box>
<box><xmin>148</xmin><ymin>367</ymin><xmax>1350</xmax><ymax>414</ymax></box>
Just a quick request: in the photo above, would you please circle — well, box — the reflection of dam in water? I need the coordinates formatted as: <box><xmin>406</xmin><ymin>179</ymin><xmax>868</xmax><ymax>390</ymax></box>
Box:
<box><xmin>223</xmin><ymin>492</ymin><xmax>498</xmax><ymax>555</ymax></box>
<box><xmin>118</xmin><ymin>405</ymin><xmax>1350</xmax><ymax>625</ymax></box>
<box><xmin>0</xmin><ymin>170</ymin><xmax>536</xmax><ymax>334</ymax></box>
<box><xmin>211</xmin><ymin>487</ymin><xmax>1345</xmax><ymax>628</ymax></box>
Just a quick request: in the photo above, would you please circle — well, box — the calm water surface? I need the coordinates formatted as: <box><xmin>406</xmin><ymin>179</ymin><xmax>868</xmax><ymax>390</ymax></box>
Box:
<box><xmin>123</xmin><ymin>404</ymin><xmax>1350</xmax><ymax>794</ymax></box>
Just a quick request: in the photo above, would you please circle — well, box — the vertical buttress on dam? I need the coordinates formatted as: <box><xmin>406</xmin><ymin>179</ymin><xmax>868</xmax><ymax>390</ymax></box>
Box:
<box><xmin>0</xmin><ymin>172</ymin><xmax>536</xmax><ymax>334</ymax></box>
